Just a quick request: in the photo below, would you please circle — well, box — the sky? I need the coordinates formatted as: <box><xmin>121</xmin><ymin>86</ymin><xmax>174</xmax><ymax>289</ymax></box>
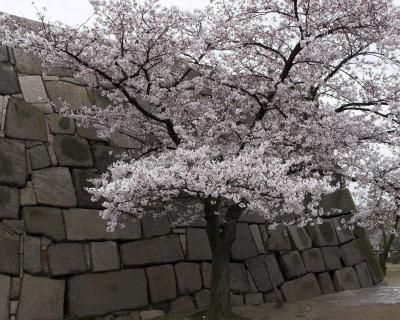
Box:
<box><xmin>0</xmin><ymin>0</ymin><xmax>209</xmax><ymax>26</ymax></box>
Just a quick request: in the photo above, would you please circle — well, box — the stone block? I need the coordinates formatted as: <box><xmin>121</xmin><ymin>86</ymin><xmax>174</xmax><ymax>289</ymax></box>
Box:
<box><xmin>32</xmin><ymin>167</ymin><xmax>77</xmax><ymax>207</ymax></box>
<box><xmin>77</xmin><ymin>126</ymin><xmax>108</xmax><ymax>142</ymax></box>
<box><xmin>332</xmin><ymin>217</ymin><xmax>354</xmax><ymax>243</ymax></box>
<box><xmin>170</xmin><ymin>297</ymin><xmax>196</xmax><ymax>313</ymax></box>
<box><xmin>231</xmin><ymin>293</ymin><xmax>245</xmax><ymax>306</ymax></box>
<box><xmin>10</xmin><ymin>277</ymin><xmax>21</xmax><ymax>300</ymax></box>
<box><xmin>5</xmin><ymin>98</ymin><xmax>47</xmax><ymax>142</ymax></box>
<box><xmin>91</xmin><ymin>241</ymin><xmax>120</xmax><ymax>272</ymax></box>
<box><xmin>247</xmin><ymin>270</ymin><xmax>258</xmax><ymax>293</ymax></box>
<box><xmin>0</xmin><ymin>274</ymin><xmax>10</xmax><ymax>320</ymax></box>
<box><xmin>92</xmin><ymin>145</ymin><xmax>122</xmax><ymax>172</ymax></box>
<box><xmin>281</xmin><ymin>273</ymin><xmax>321</xmax><ymax>301</ymax></box>
<box><xmin>140</xmin><ymin>310</ymin><xmax>165</xmax><ymax>320</ymax></box>
<box><xmin>120</xmin><ymin>234</ymin><xmax>183</xmax><ymax>266</ymax></box>
<box><xmin>28</xmin><ymin>144</ymin><xmax>51</xmax><ymax>170</ymax></box>
<box><xmin>147</xmin><ymin>264</ymin><xmax>176</xmax><ymax>303</ymax></box>
<box><xmin>279</xmin><ymin>251</ymin><xmax>307</xmax><ymax>280</ymax></box>
<box><xmin>367</xmin><ymin>254</ymin><xmax>384</xmax><ymax>284</ymax></box>
<box><xmin>321</xmin><ymin>247</ymin><xmax>342</xmax><ymax>270</ymax></box>
<box><xmin>0</xmin><ymin>64</ymin><xmax>19</xmax><ymax>95</ymax></box>
<box><xmin>308</xmin><ymin>220</ymin><xmax>339</xmax><ymax>247</ymax></box>
<box><xmin>301</xmin><ymin>248</ymin><xmax>325</xmax><ymax>273</ymax></box>
<box><xmin>44</xmin><ymin>80</ymin><xmax>91</xmax><ymax>109</ymax></box>
<box><xmin>0</xmin><ymin>138</ymin><xmax>27</xmax><ymax>187</ymax></box>
<box><xmin>250</xmin><ymin>224</ymin><xmax>265</xmax><ymax>254</ymax></box>
<box><xmin>239</xmin><ymin>209</ymin><xmax>266</xmax><ymax>224</ymax></box>
<box><xmin>264</xmin><ymin>290</ymin><xmax>283</xmax><ymax>304</ymax></box>
<box><xmin>0</xmin><ymin>45</ymin><xmax>8</xmax><ymax>62</ymax></box>
<box><xmin>355</xmin><ymin>261</ymin><xmax>374</xmax><ymax>288</ymax></box>
<box><xmin>0</xmin><ymin>223</ymin><xmax>20</xmax><ymax>275</ymax></box>
<box><xmin>87</xmin><ymin>88</ymin><xmax>111</xmax><ymax>107</ymax></box>
<box><xmin>201</xmin><ymin>262</ymin><xmax>212</xmax><ymax>288</ymax></box>
<box><xmin>231</xmin><ymin>223</ymin><xmax>259</xmax><ymax>260</ymax></box>
<box><xmin>64</xmin><ymin>208</ymin><xmax>141</xmax><ymax>240</ymax></box>
<box><xmin>141</xmin><ymin>213</ymin><xmax>171</xmax><ymax>238</ymax></box>
<box><xmin>111</xmin><ymin>131</ymin><xmax>142</xmax><ymax>149</ymax></box>
<box><xmin>194</xmin><ymin>289</ymin><xmax>210</xmax><ymax>309</ymax></box>
<box><xmin>229</xmin><ymin>263</ymin><xmax>249</xmax><ymax>293</ymax></box>
<box><xmin>23</xmin><ymin>236</ymin><xmax>41</xmax><ymax>274</ymax></box>
<box><xmin>72</xmin><ymin>169</ymin><xmax>103</xmax><ymax>209</ymax></box>
<box><xmin>267</xmin><ymin>225</ymin><xmax>292</xmax><ymax>251</ymax></box>
<box><xmin>17</xmin><ymin>275</ymin><xmax>65</xmax><ymax>320</ymax></box>
<box><xmin>333</xmin><ymin>267</ymin><xmax>361</xmax><ymax>291</ymax></box>
<box><xmin>321</xmin><ymin>188</ymin><xmax>356</xmax><ymax>215</ymax></box>
<box><xmin>288</xmin><ymin>225</ymin><xmax>312</xmax><ymax>251</ymax></box>
<box><xmin>265</xmin><ymin>254</ymin><xmax>285</xmax><ymax>286</ymax></box>
<box><xmin>46</xmin><ymin>114</ymin><xmax>75</xmax><ymax>134</ymax></box>
<box><xmin>340</xmin><ymin>239</ymin><xmax>368</xmax><ymax>266</ymax></box>
<box><xmin>175</xmin><ymin>262</ymin><xmax>202</xmax><ymax>295</ymax></box>
<box><xmin>20</xmin><ymin>181</ymin><xmax>37</xmax><ymax>206</ymax></box>
<box><xmin>13</xmin><ymin>48</ymin><xmax>42</xmax><ymax>74</ymax></box>
<box><xmin>0</xmin><ymin>186</ymin><xmax>19</xmax><ymax>219</ymax></box>
<box><xmin>186</xmin><ymin>228</ymin><xmax>212</xmax><ymax>261</ymax></box>
<box><xmin>18</xmin><ymin>75</ymin><xmax>48</xmax><ymax>103</ymax></box>
<box><xmin>68</xmin><ymin>269</ymin><xmax>147</xmax><ymax>318</ymax></box>
<box><xmin>317</xmin><ymin>272</ymin><xmax>335</xmax><ymax>295</ymax></box>
<box><xmin>3</xmin><ymin>219</ymin><xmax>23</xmax><ymax>235</ymax></box>
<box><xmin>245</xmin><ymin>255</ymin><xmax>271</xmax><ymax>292</ymax></box>
<box><xmin>53</xmin><ymin>135</ymin><xmax>93</xmax><ymax>167</ymax></box>
<box><xmin>48</xmin><ymin>242</ymin><xmax>88</xmax><ymax>276</ymax></box>
<box><xmin>245</xmin><ymin>293</ymin><xmax>264</xmax><ymax>306</ymax></box>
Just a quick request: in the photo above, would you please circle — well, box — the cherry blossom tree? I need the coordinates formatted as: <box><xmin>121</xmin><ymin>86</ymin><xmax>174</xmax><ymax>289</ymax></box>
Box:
<box><xmin>2</xmin><ymin>0</ymin><xmax>400</xmax><ymax>318</ymax></box>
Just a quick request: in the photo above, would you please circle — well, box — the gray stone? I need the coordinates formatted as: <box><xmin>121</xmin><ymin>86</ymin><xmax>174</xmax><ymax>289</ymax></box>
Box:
<box><xmin>0</xmin><ymin>223</ymin><xmax>20</xmax><ymax>275</ymax></box>
<box><xmin>355</xmin><ymin>261</ymin><xmax>374</xmax><ymax>288</ymax></box>
<box><xmin>23</xmin><ymin>207</ymin><xmax>66</xmax><ymax>241</ymax></box>
<box><xmin>46</xmin><ymin>114</ymin><xmax>75</xmax><ymax>134</ymax></box>
<box><xmin>307</xmin><ymin>220</ymin><xmax>339</xmax><ymax>247</ymax></box>
<box><xmin>92</xmin><ymin>145</ymin><xmax>122</xmax><ymax>172</ymax></box>
<box><xmin>367</xmin><ymin>254</ymin><xmax>385</xmax><ymax>284</ymax></box>
<box><xmin>288</xmin><ymin>225</ymin><xmax>312</xmax><ymax>251</ymax></box>
<box><xmin>13</xmin><ymin>48</ymin><xmax>42</xmax><ymax>74</ymax></box>
<box><xmin>245</xmin><ymin>293</ymin><xmax>264</xmax><ymax>306</ymax></box>
<box><xmin>279</xmin><ymin>251</ymin><xmax>307</xmax><ymax>280</ymax></box>
<box><xmin>18</xmin><ymin>75</ymin><xmax>48</xmax><ymax>103</ymax></box>
<box><xmin>10</xmin><ymin>277</ymin><xmax>21</xmax><ymax>300</ymax></box>
<box><xmin>0</xmin><ymin>138</ymin><xmax>27</xmax><ymax>187</ymax></box>
<box><xmin>77</xmin><ymin>126</ymin><xmax>108</xmax><ymax>142</ymax></box>
<box><xmin>230</xmin><ymin>263</ymin><xmax>249</xmax><ymax>293</ymax></box>
<box><xmin>340</xmin><ymin>239</ymin><xmax>368</xmax><ymax>266</ymax></box>
<box><xmin>0</xmin><ymin>186</ymin><xmax>19</xmax><ymax>219</ymax></box>
<box><xmin>321</xmin><ymin>188</ymin><xmax>356</xmax><ymax>215</ymax></box>
<box><xmin>232</xmin><ymin>223</ymin><xmax>259</xmax><ymax>260</ymax></box>
<box><xmin>317</xmin><ymin>272</ymin><xmax>336</xmax><ymax>295</ymax></box>
<box><xmin>5</xmin><ymin>98</ymin><xmax>47</xmax><ymax>142</ymax></box>
<box><xmin>267</xmin><ymin>226</ymin><xmax>292</xmax><ymax>251</ymax></box>
<box><xmin>186</xmin><ymin>228</ymin><xmax>212</xmax><ymax>261</ymax></box>
<box><xmin>249</xmin><ymin>224</ymin><xmax>265</xmax><ymax>254</ymax></box>
<box><xmin>281</xmin><ymin>273</ymin><xmax>321</xmax><ymax>301</ymax></box>
<box><xmin>231</xmin><ymin>293</ymin><xmax>245</xmax><ymax>306</ymax></box>
<box><xmin>87</xmin><ymin>88</ymin><xmax>111</xmax><ymax>108</ymax></box>
<box><xmin>239</xmin><ymin>209</ymin><xmax>266</xmax><ymax>224</ymax></box>
<box><xmin>47</xmin><ymin>66</ymin><xmax>74</xmax><ymax>77</ymax></box>
<box><xmin>170</xmin><ymin>297</ymin><xmax>196</xmax><ymax>313</ymax></box>
<box><xmin>111</xmin><ymin>131</ymin><xmax>142</xmax><ymax>149</ymax></box>
<box><xmin>140</xmin><ymin>310</ymin><xmax>165</xmax><ymax>320</ymax></box>
<box><xmin>10</xmin><ymin>301</ymin><xmax>18</xmax><ymax>315</ymax></box>
<box><xmin>0</xmin><ymin>45</ymin><xmax>8</xmax><ymax>62</ymax></box>
<box><xmin>120</xmin><ymin>234</ymin><xmax>183</xmax><ymax>266</ymax></box>
<box><xmin>28</xmin><ymin>144</ymin><xmax>51</xmax><ymax>170</ymax></box>
<box><xmin>245</xmin><ymin>255</ymin><xmax>271</xmax><ymax>292</ymax></box>
<box><xmin>264</xmin><ymin>290</ymin><xmax>283</xmax><ymax>304</ymax></box>
<box><xmin>17</xmin><ymin>275</ymin><xmax>65</xmax><ymax>320</ymax></box>
<box><xmin>247</xmin><ymin>270</ymin><xmax>258</xmax><ymax>293</ymax></box>
<box><xmin>194</xmin><ymin>289</ymin><xmax>210</xmax><ymax>309</ymax></box>
<box><xmin>72</xmin><ymin>169</ymin><xmax>103</xmax><ymax>209</ymax></box>
<box><xmin>175</xmin><ymin>262</ymin><xmax>202</xmax><ymax>295</ymax></box>
<box><xmin>20</xmin><ymin>182</ymin><xmax>37</xmax><ymax>206</ymax></box>
<box><xmin>44</xmin><ymin>80</ymin><xmax>91</xmax><ymax>109</ymax></box>
<box><xmin>201</xmin><ymin>262</ymin><xmax>212</xmax><ymax>288</ymax></box>
<box><xmin>3</xmin><ymin>220</ymin><xmax>24</xmax><ymax>235</ymax></box>
<box><xmin>265</xmin><ymin>254</ymin><xmax>285</xmax><ymax>286</ymax></box>
<box><xmin>32</xmin><ymin>167</ymin><xmax>77</xmax><ymax>207</ymax></box>
<box><xmin>321</xmin><ymin>247</ymin><xmax>342</xmax><ymax>270</ymax></box>
<box><xmin>0</xmin><ymin>64</ymin><xmax>19</xmax><ymax>95</ymax></box>
<box><xmin>301</xmin><ymin>248</ymin><xmax>326</xmax><ymax>273</ymax></box>
<box><xmin>23</xmin><ymin>236</ymin><xmax>41</xmax><ymax>274</ymax></box>
<box><xmin>332</xmin><ymin>217</ymin><xmax>354</xmax><ymax>243</ymax></box>
<box><xmin>147</xmin><ymin>264</ymin><xmax>176</xmax><ymax>303</ymax></box>
<box><xmin>53</xmin><ymin>135</ymin><xmax>93</xmax><ymax>167</ymax></box>
<box><xmin>48</xmin><ymin>242</ymin><xmax>88</xmax><ymax>276</ymax></box>
<box><xmin>64</xmin><ymin>208</ymin><xmax>141</xmax><ymax>241</ymax></box>
<box><xmin>333</xmin><ymin>267</ymin><xmax>361</xmax><ymax>291</ymax></box>
<box><xmin>91</xmin><ymin>241</ymin><xmax>120</xmax><ymax>272</ymax></box>
<box><xmin>0</xmin><ymin>274</ymin><xmax>10</xmax><ymax>320</ymax></box>
<box><xmin>141</xmin><ymin>213</ymin><xmax>171</xmax><ymax>238</ymax></box>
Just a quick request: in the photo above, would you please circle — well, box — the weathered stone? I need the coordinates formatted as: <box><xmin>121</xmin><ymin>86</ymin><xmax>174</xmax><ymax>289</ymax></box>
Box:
<box><xmin>317</xmin><ymin>272</ymin><xmax>336</xmax><ymax>295</ymax></box>
<box><xmin>0</xmin><ymin>224</ymin><xmax>20</xmax><ymax>275</ymax></box>
<box><xmin>68</xmin><ymin>269</ymin><xmax>147</xmax><ymax>318</ymax></box>
<box><xmin>72</xmin><ymin>169</ymin><xmax>103</xmax><ymax>209</ymax></box>
<box><xmin>91</xmin><ymin>241</ymin><xmax>120</xmax><ymax>272</ymax></box>
<box><xmin>332</xmin><ymin>217</ymin><xmax>354</xmax><ymax>243</ymax></box>
<box><xmin>265</xmin><ymin>254</ymin><xmax>285</xmax><ymax>286</ymax></box>
<box><xmin>264</xmin><ymin>290</ymin><xmax>283</xmax><ymax>304</ymax></box>
<box><xmin>245</xmin><ymin>293</ymin><xmax>264</xmax><ymax>306</ymax></box>
<box><xmin>0</xmin><ymin>138</ymin><xmax>27</xmax><ymax>187</ymax></box>
<box><xmin>238</xmin><ymin>209</ymin><xmax>266</xmax><ymax>224</ymax></box>
<box><xmin>249</xmin><ymin>224</ymin><xmax>265</xmax><ymax>254</ymax></box>
<box><xmin>229</xmin><ymin>263</ymin><xmax>249</xmax><ymax>293</ymax></box>
<box><xmin>170</xmin><ymin>297</ymin><xmax>196</xmax><ymax>313</ymax></box>
<box><xmin>92</xmin><ymin>145</ymin><xmax>122</xmax><ymax>172</ymax></box>
<box><xmin>355</xmin><ymin>261</ymin><xmax>374</xmax><ymax>288</ymax></box>
<box><xmin>17</xmin><ymin>275</ymin><xmax>64</xmax><ymax>320</ymax></box>
<box><xmin>308</xmin><ymin>220</ymin><xmax>339</xmax><ymax>247</ymax></box>
<box><xmin>333</xmin><ymin>267</ymin><xmax>361</xmax><ymax>291</ymax></box>
<box><xmin>245</xmin><ymin>255</ymin><xmax>271</xmax><ymax>292</ymax></box>
<box><xmin>0</xmin><ymin>274</ymin><xmax>10</xmax><ymax>320</ymax></box>
<box><xmin>267</xmin><ymin>225</ymin><xmax>292</xmax><ymax>251</ymax></box>
<box><xmin>288</xmin><ymin>225</ymin><xmax>312</xmax><ymax>251</ymax></box>
<box><xmin>186</xmin><ymin>228</ymin><xmax>212</xmax><ymax>261</ymax></box>
<box><xmin>231</xmin><ymin>293</ymin><xmax>245</xmax><ymax>306</ymax></box>
<box><xmin>23</xmin><ymin>236</ymin><xmax>41</xmax><ymax>274</ymax></box>
<box><xmin>32</xmin><ymin>167</ymin><xmax>77</xmax><ymax>207</ymax></box>
<box><xmin>20</xmin><ymin>182</ymin><xmax>37</xmax><ymax>206</ymax></box>
<box><xmin>175</xmin><ymin>262</ymin><xmax>202</xmax><ymax>295</ymax></box>
<box><xmin>321</xmin><ymin>247</ymin><xmax>342</xmax><ymax>270</ymax></box>
<box><xmin>201</xmin><ymin>262</ymin><xmax>212</xmax><ymax>288</ymax></box>
<box><xmin>140</xmin><ymin>310</ymin><xmax>165</xmax><ymax>320</ymax></box>
<box><xmin>48</xmin><ymin>242</ymin><xmax>88</xmax><ymax>276</ymax></box>
<box><xmin>46</xmin><ymin>114</ymin><xmax>75</xmax><ymax>135</ymax></box>
<box><xmin>231</xmin><ymin>223</ymin><xmax>259</xmax><ymax>260</ymax></box>
<box><xmin>0</xmin><ymin>64</ymin><xmax>19</xmax><ymax>95</ymax></box>
<box><xmin>340</xmin><ymin>239</ymin><xmax>368</xmax><ymax>266</ymax></box>
<box><xmin>77</xmin><ymin>126</ymin><xmax>108</xmax><ymax>142</ymax></box>
<box><xmin>3</xmin><ymin>220</ymin><xmax>23</xmax><ymax>235</ymax></box>
<box><xmin>87</xmin><ymin>88</ymin><xmax>111</xmax><ymax>108</ymax></box>
<box><xmin>111</xmin><ymin>131</ymin><xmax>142</xmax><ymax>149</ymax></box>
<box><xmin>367</xmin><ymin>254</ymin><xmax>385</xmax><ymax>284</ymax></box>
<box><xmin>18</xmin><ymin>76</ymin><xmax>48</xmax><ymax>103</ymax></box>
<box><xmin>44</xmin><ymin>81</ymin><xmax>91</xmax><ymax>109</ymax></box>
<box><xmin>301</xmin><ymin>248</ymin><xmax>325</xmax><ymax>273</ymax></box>
<box><xmin>279</xmin><ymin>251</ymin><xmax>307</xmax><ymax>280</ymax></box>
<box><xmin>64</xmin><ymin>208</ymin><xmax>141</xmax><ymax>240</ymax></box>
<box><xmin>53</xmin><ymin>135</ymin><xmax>93</xmax><ymax>167</ymax></box>
<box><xmin>0</xmin><ymin>186</ymin><xmax>19</xmax><ymax>219</ymax></box>
<box><xmin>281</xmin><ymin>273</ymin><xmax>321</xmax><ymax>301</ymax></box>
<box><xmin>5</xmin><ymin>98</ymin><xmax>47</xmax><ymax>142</ymax></box>
<box><xmin>194</xmin><ymin>289</ymin><xmax>210</xmax><ymax>309</ymax></box>
<box><xmin>247</xmin><ymin>270</ymin><xmax>258</xmax><ymax>293</ymax></box>
<box><xmin>141</xmin><ymin>213</ymin><xmax>171</xmax><ymax>238</ymax></box>
<box><xmin>10</xmin><ymin>301</ymin><xmax>18</xmax><ymax>315</ymax></box>
<box><xmin>48</xmin><ymin>66</ymin><xmax>74</xmax><ymax>77</ymax></box>
<box><xmin>10</xmin><ymin>277</ymin><xmax>21</xmax><ymax>300</ymax></box>
<box><xmin>0</xmin><ymin>45</ymin><xmax>8</xmax><ymax>62</ymax></box>
<box><xmin>147</xmin><ymin>264</ymin><xmax>176</xmax><ymax>303</ymax></box>
<box><xmin>120</xmin><ymin>234</ymin><xmax>183</xmax><ymax>266</ymax></box>
<box><xmin>13</xmin><ymin>48</ymin><xmax>42</xmax><ymax>74</ymax></box>
<box><xmin>321</xmin><ymin>188</ymin><xmax>356</xmax><ymax>215</ymax></box>
<box><xmin>28</xmin><ymin>144</ymin><xmax>51</xmax><ymax>170</ymax></box>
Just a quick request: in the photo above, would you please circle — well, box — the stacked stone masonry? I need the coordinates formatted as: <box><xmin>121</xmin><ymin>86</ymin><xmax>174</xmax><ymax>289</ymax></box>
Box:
<box><xmin>0</xmin><ymin>44</ymin><xmax>384</xmax><ymax>320</ymax></box>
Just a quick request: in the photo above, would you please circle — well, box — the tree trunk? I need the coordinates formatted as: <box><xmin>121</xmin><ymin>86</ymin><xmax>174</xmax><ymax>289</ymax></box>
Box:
<box><xmin>379</xmin><ymin>216</ymin><xmax>400</xmax><ymax>274</ymax></box>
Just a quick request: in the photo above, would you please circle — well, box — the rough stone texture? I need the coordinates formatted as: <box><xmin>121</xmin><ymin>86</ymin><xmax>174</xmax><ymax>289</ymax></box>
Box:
<box><xmin>301</xmin><ymin>248</ymin><xmax>326</xmax><ymax>273</ymax></box>
<box><xmin>0</xmin><ymin>223</ymin><xmax>20</xmax><ymax>275</ymax></box>
<box><xmin>20</xmin><ymin>182</ymin><xmax>37</xmax><ymax>206</ymax></box>
<box><xmin>340</xmin><ymin>239</ymin><xmax>368</xmax><ymax>266</ymax></box>
<box><xmin>332</xmin><ymin>217</ymin><xmax>354</xmax><ymax>243</ymax></box>
<box><xmin>23</xmin><ymin>235</ymin><xmax>41</xmax><ymax>274</ymax></box>
<box><xmin>321</xmin><ymin>188</ymin><xmax>356</xmax><ymax>215</ymax></box>
<box><xmin>111</xmin><ymin>131</ymin><xmax>142</xmax><ymax>149</ymax></box>
<box><xmin>28</xmin><ymin>144</ymin><xmax>51</xmax><ymax>170</ymax></box>
<box><xmin>32</xmin><ymin>167</ymin><xmax>77</xmax><ymax>207</ymax></box>
<box><xmin>71</xmin><ymin>169</ymin><xmax>103</xmax><ymax>209</ymax></box>
<box><xmin>249</xmin><ymin>224</ymin><xmax>265</xmax><ymax>254</ymax></box>
<box><xmin>5</xmin><ymin>98</ymin><xmax>47</xmax><ymax>142</ymax></box>
<box><xmin>288</xmin><ymin>225</ymin><xmax>312</xmax><ymax>251</ymax></box>
<box><xmin>44</xmin><ymin>80</ymin><xmax>91</xmax><ymax>109</ymax></box>
<box><xmin>64</xmin><ymin>208</ymin><xmax>141</xmax><ymax>241</ymax></box>
<box><xmin>91</xmin><ymin>241</ymin><xmax>120</xmax><ymax>272</ymax></box>
<box><xmin>22</xmin><ymin>207</ymin><xmax>65</xmax><ymax>241</ymax></box>
<box><xmin>13</xmin><ymin>48</ymin><xmax>43</xmax><ymax>74</ymax></box>
<box><xmin>53</xmin><ymin>135</ymin><xmax>93</xmax><ymax>167</ymax></box>
<box><xmin>141</xmin><ymin>213</ymin><xmax>171</xmax><ymax>238</ymax></box>
<box><xmin>245</xmin><ymin>293</ymin><xmax>264</xmax><ymax>306</ymax></box>
<box><xmin>368</xmin><ymin>255</ymin><xmax>385</xmax><ymax>284</ymax></box>
<box><xmin>17</xmin><ymin>275</ymin><xmax>65</xmax><ymax>320</ymax></box>
<box><xmin>231</xmin><ymin>223</ymin><xmax>259</xmax><ymax>260</ymax></box>
<box><xmin>194</xmin><ymin>289</ymin><xmax>210</xmax><ymax>309</ymax></box>
<box><xmin>0</xmin><ymin>138</ymin><xmax>27</xmax><ymax>187</ymax></box>
<box><xmin>140</xmin><ymin>310</ymin><xmax>165</xmax><ymax>320</ymax></box>
<box><xmin>201</xmin><ymin>262</ymin><xmax>212</xmax><ymax>289</ymax></box>
<box><xmin>279</xmin><ymin>251</ymin><xmax>307</xmax><ymax>280</ymax></box>
<box><xmin>245</xmin><ymin>255</ymin><xmax>271</xmax><ymax>292</ymax></box>
<box><xmin>46</xmin><ymin>114</ymin><xmax>75</xmax><ymax>135</ymax></box>
<box><xmin>307</xmin><ymin>220</ymin><xmax>339</xmax><ymax>247</ymax></box>
<box><xmin>333</xmin><ymin>267</ymin><xmax>361</xmax><ymax>291</ymax></box>
<box><xmin>147</xmin><ymin>265</ymin><xmax>177</xmax><ymax>303</ymax></box>
<box><xmin>231</xmin><ymin>293</ymin><xmax>245</xmax><ymax>306</ymax></box>
<box><xmin>0</xmin><ymin>64</ymin><xmax>19</xmax><ymax>95</ymax></box>
<box><xmin>265</xmin><ymin>254</ymin><xmax>285</xmax><ymax>286</ymax></box>
<box><xmin>317</xmin><ymin>272</ymin><xmax>336</xmax><ymax>295</ymax></box>
<box><xmin>355</xmin><ymin>261</ymin><xmax>374</xmax><ymax>288</ymax></box>
<box><xmin>175</xmin><ymin>262</ymin><xmax>202</xmax><ymax>295</ymax></box>
<box><xmin>186</xmin><ymin>228</ymin><xmax>212</xmax><ymax>261</ymax></box>
<box><xmin>321</xmin><ymin>247</ymin><xmax>342</xmax><ymax>271</ymax></box>
<box><xmin>68</xmin><ymin>269</ymin><xmax>147</xmax><ymax>318</ymax></box>
<box><xmin>3</xmin><ymin>220</ymin><xmax>24</xmax><ymax>235</ymax></box>
<box><xmin>92</xmin><ymin>145</ymin><xmax>122</xmax><ymax>172</ymax></box>
<box><xmin>267</xmin><ymin>226</ymin><xmax>292</xmax><ymax>251</ymax></box>
<box><xmin>0</xmin><ymin>186</ymin><xmax>19</xmax><ymax>219</ymax></box>
<box><xmin>120</xmin><ymin>235</ymin><xmax>183</xmax><ymax>266</ymax></box>
<box><xmin>10</xmin><ymin>277</ymin><xmax>21</xmax><ymax>300</ymax></box>
<box><xmin>230</xmin><ymin>263</ymin><xmax>249</xmax><ymax>293</ymax></box>
<box><xmin>48</xmin><ymin>242</ymin><xmax>88</xmax><ymax>276</ymax></box>
<box><xmin>18</xmin><ymin>75</ymin><xmax>48</xmax><ymax>103</ymax></box>
<box><xmin>170</xmin><ymin>297</ymin><xmax>196</xmax><ymax>313</ymax></box>
<box><xmin>281</xmin><ymin>273</ymin><xmax>321</xmax><ymax>301</ymax></box>
<box><xmin>0</xmin><ymin>274</ymin><xmax>10</xmax><ymax>320</ymax></box>
<box><xmin>0</xmin><ymin>45</ymin><xmax>8</xmax><ymax>62</ymax></box>
<box><xmin>77</xmin><ymin>126</ymin><xmax>108</xmax><ymax>142</ymax></box>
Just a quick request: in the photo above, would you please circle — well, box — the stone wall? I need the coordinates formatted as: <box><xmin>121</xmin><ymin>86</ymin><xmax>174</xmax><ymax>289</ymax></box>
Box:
<box><xmin>0</xmin><ymin>44</ymin><xmax>384</xmax><ymax>320</ymax></box>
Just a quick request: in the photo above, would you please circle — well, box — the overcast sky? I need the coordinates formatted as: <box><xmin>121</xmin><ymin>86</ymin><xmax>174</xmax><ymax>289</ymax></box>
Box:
<box><xmin>0</xmin><ymin>0</ymin><xmax>209</xmax><ymax>26</ymax></box>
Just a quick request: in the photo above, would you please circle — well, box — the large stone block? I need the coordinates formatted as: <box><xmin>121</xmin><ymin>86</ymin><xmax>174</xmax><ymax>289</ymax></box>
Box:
<box><xmin>120</xmin><ymin>234</ymin><xmax>183</xmax><ymax>266</ymax></box>
<box><xmin>231</xmin><ymin>223</ymin><xmax>259</xmax><ymax>260</ymax></box>
<box><xmin>301</xmin><ymin>248</ymin><xmax>325</xmax><ymax>273</ymax></box>
<box><xmin>142</xmin><ymin>213</ymin><xmax>171</xmax><ymax>238</ymax></box>
<box><xmin>332</xmin><ymin>217</ymin><xmax>354</xmax><ymax>243</ymax></box>
<box><xmin>111</xmin><ymin>131</ymin><xmax>142</xmax><ymax>149</ymax></box>
<box><xmin>321</xmin><ymin>188</ymin><xmax>356</xmax><ymax>215</ymax></box>
<box><xmin>0</xmin><ymin>64</ymin><xmax>19</xmax><ymax>94</ymax></box>
<box><xmin>170</xmin><ymin>297</ymin><xmax>196</xmax><ymax>313</ymax></box>
<box><xmin>201</xmin><ymin>262</ymin><xmax>212</xmax><ymax>289</ymax></box>
<box><xmin>5</xmin><ymin>98</ymin><xmax>47</xmax><ymax>142</ymax></box>
<box><xmin>340</xmin><ymin>238</ymin><xmax>369</xmax><ymax>266</ymax></box>
<box><xmin>32</xmin><ymin>167</ymin><xmax>77</xmax><ymax>207</ymax></box>
<box><xmin>186</xmin><ymin>228</ymin><xmax>212</xmax><ymax>261</ymax></box>
<box><xmin>23</xmin><ymin>235</ymin><xmax>41</xmax><ymax>274</ymax></box>
<box><xmin>355</xmin><ymin>261</ymin><xmax>374</xmax><ymax>288</ymax></box>
<box><xmin>53</xmin><ymin>135</ymin><xmax>93</xmax><ymax>167</ymax></box>
<box><xmin>72</xmin><ymin>169</ymin><xmax>103</xmax><ymax>209</ymax></box>
<box><xmin>0</xmin><ymin>186</ymin><xmax>19</xmax><ymax>219</ymax></box>
<box><xmin>245</xmin><ymin>293</ymin><xmax>264</xmax><ymax>306</ymax></box>
<box><xmin>267</xmin><ymin>226</ymin><xmax>292</xmax><ymax>251</ymax></box>
<box><xmin>64</xmin><ymin>208</ymin><xmax>141</xmax><ymax>241</ymax></box>
<box><xmin>281</xmin><ymin>273</ymin><xmax>321</xmax><ymax>301</ymax></box>
<box><xmin>279</xmin><ymin>251</ymin><xmax>306</xmax><ymax>280</ymax></box>
<box><xmin>0</xmin><ymin>138</ymin><xmax>27</xmax><ymax>187</ymax></box>
<box><xmin>44</xmin><ymin>80</ymin><xmax>91</xmax><ymax>109</ymax></box>
<box><xmin>0</xmin><ymin>45</ymin><xmax>8</xmax><ymax>62</ymax></box>
<box><xmin>147</xmin><ymin>264</ymin><xmax>177</xmax><ymax>303</ymax></box>
<box><xmin>229</xmin><ymin>263</ymin><xmax>249</xmax><ymax>293</ymax></box>
<box><xmin>175</xmin><ymin>262</ymin><xmax>202</xmax><ymax>295</ymax></box>
<box><xmin>321</xmin><ymin>246</ymin><xmax>342</xmax><ymax>270</ymax></box>
<box><xmin>265</xmin><ymin>254</ymin><xmax>284</xmax><ymax>286</ymax></box>
<box><xmin>13</xmin><ymin>48</ymin><xmax>42</xmax><ymax>74</ymax></box>
<box><xmin>367</xmin><ymin>254</ymin><xmax>384</xmax><ymax>284</ymax></box>
<box><xmin>17</xmin><ymin>275</ymin><xmax>65</xmax><ymax>320</ymax></box>
<box><xmin>0</xmin><ymin>223</ymin><xmax>20</xmax><ymax>275</ymax></box>
<box><xmin>91</xmin><ymin>241</ymin><xmax>120</xmax><ymax>272</ymax></box>
<box><xmin>22</xmin><ymin>207</ymin><xmax>65</xmax><ymax>241</ymax></box>
<box><xmin>194</xmin><ymin>289</ymin><xmax>210</xmax><ymax>309</ymax></box>
<box><xmin>28</xmin><ymin>144</ymin><xmax>51</xmax><ymax>170</ymax></box>
<box><xmin>317</xmin><ymin>272</ymin><xmax>336</xmax><ymax>295</ymax></box>
<box><xmin>0</xmin><ymin>274</ymin><xmax>10</xmax><ymax>320</ymax></box>
<box><xmin>46</xmin><ymin>114</ymin><xmax>75</xmax><ymax>135</ymax></box>
<box><xmin>18</xmin><ymin>75</ymin><xmax>48</xmax><ymax>103</ymax></box>
<box><xmin>92</xmin><ymin>145</ymin><xmax>123</xmax><ymax>172</ymax></box>
<box><xmin>288</xmin><ymin>225</ymin><xmax>312</xmax><ymax>251</ymax></box>
<box><xmin>245</xmin><ymin>255</ymin><xmax>271</xmax><ymax>292</ymax></box>
<box><xmin>68</xmin><ymin>269</ymin><xmax>147</xmax><ymax>318</ymax></box>
<box><xmin>48</xmin><ymin>242</ymin><xmax>88</xmax><ymax>276</ymax></box>
<box><xmin>77</xmin><ymin>126</ymin><xmax>108</xmax><ymax>142</ymax></box>
<box><xmin>307</xmin><ymin>220</ymin><xmax>339</xmax><ymax>247</ymax></box>
<box><xmin>333</xmin><ymin>267</ymin><xmax>361</xmax><ymax>291</ymax></box>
